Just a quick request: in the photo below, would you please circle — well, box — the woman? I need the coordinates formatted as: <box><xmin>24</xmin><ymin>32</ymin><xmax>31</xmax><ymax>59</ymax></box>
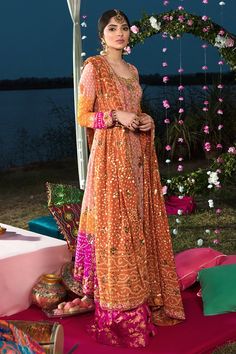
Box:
<box><xmin>73</xmin><ymin>9</ymin><xmax>185</xmax><ymax>347</ymax></box>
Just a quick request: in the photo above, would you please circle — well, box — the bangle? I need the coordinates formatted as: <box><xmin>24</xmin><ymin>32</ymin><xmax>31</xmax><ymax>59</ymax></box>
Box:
<box><xmin>111</xmin><ymin>110</ymin><xmax>118</xmax><ymax>125</ymax></box>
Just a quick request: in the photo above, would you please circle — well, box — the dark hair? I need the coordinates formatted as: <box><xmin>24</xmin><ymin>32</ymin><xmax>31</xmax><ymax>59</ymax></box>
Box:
<box><xmin>98</xmin><ymin>9</ymin><xmax>130</xmax><ymax>38</ymax></box>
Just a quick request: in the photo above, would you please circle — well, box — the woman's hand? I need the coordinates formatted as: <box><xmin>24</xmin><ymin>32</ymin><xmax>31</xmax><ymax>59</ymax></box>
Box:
<box><xmin>138</xmin><ymin>114</ymin><xmax>154</xmax><ymax>131</ymax></box>
<box><xmin>115</xmin><ymin>110</ymin><xmax>140</xmax><ymax>131</ymax></box>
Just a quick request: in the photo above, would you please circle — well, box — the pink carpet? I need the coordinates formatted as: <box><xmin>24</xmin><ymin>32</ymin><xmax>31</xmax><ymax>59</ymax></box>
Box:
<box><xmin>2</xmin><ymin>285</ymin><xmax>236</xmax><ymax>354</ymax></box>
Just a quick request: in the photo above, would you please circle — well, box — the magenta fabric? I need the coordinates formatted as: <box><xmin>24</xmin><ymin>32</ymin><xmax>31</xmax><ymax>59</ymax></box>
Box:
<box><xmin>165</xmin><ymin>196</ymin><xmax>196</xmax><ymax>215</ymax></box>
<box><xmin>175</xmin><ymin>248</ymin><xmax>226</xmax><ymax>290</ymax></box>
<box><xmin>221</xmin><ymin>255</ymin><xmax>236</xmax><ymax>265</ymax></box>
<box><xmin>89</xmin><ymin>301</ymin><xmax>156</xmax><ymax>347</ymax></box>
<box><xmin>2</xmin><ymin>286</ymin><xmax>236</xmax><ymax>354</ymax></box>
<box><xmin>74</xmin><ymin>231</ymin><xmax>97</xmax><ymax>296</ymax></box>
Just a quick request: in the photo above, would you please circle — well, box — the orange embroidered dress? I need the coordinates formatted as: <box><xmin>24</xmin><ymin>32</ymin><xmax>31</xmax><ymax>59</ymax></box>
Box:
<box><xmin>74</xmin><ymin>55</ymin><xmax>185</xmax><ymax>347</ymax></box>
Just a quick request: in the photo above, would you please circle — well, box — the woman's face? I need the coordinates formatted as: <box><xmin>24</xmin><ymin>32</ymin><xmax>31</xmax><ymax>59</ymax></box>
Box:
<box><xmin>102</xmin><ymin>16</ymin><xmax>130</xmax><ymax>51</ymax></box>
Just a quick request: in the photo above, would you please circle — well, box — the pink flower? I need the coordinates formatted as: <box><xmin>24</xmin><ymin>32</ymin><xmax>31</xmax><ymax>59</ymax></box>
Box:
<box><xmin>213</xmin><ymin>239</ymin><xmax>220</xmax><ymax>244</ymax></box>
<box><xmin>203</xmin><ymin>125</ymin><xmax>209</xmax><ymax>134</ymax></box>
<box><xmin>202</xmin><ymin>0</ymin><xmax>208</xmax><ymax>3</ymax></box>
<box><xmin>165</xmin><ymin>145</ymin><xmax>171</xmax><ymax>151</ymax></box>
<box><xmin>226</xmin><ymin>38</ymin><xmax>234</xmax><ymax>47</ymax></box>
<box><xmin>216</xmin><ymin>157</ymin><xmax>224</xmax><ymax>164</ymax></box>
<box><xmin>163</xmin><ymin>76</ymin><xmax>169</xmax><ymax>83</ymax></box>
<box><xmin>217</xmin><ymin>109</ymin><xmax>223</xmax><ymax>115</ymax></box>
<box><xmin>163</xmin><ymin>99</ymin><xmax>170</xmax><ymax>109</ymax></box>
<box><xmin>218</xmin><ymin>60</ymin><xmax>224</xmax><ymax>65</ymax></box>
<box><xmin>130</xmin><ymin>25</ymin><xmax>139</xmax><ymax>34</ymax></box>
<box><xmin>164</xmin><ymin>118</ymin><xmax>170</xmax><ymax>124</ymax></box>
<box><xmin>124</xmin><ymin>46</ymin><xmax>131</xmax><ymax>54</ymax></box>
<box><xmin>179</xmin><ymin>108</ymin><xmax>184</xmax><ymax>114</ymax></box>
<box><xmin>218</xmin><ymin>30</ymin><xmax>225</xmax><ymax>36</ymax></box>
<box><xmin>203</xmin><ymin>107</ymin><xmax>209</xmax><ymax>112</ymax></box>
<box><xmin>214</xmin><ymin>229</ymin><xmax>221</xmax><ymax>235</ymax></box>
<box><xmin>178</xmin><ymin>138</ymin><xmax>184</xmax><ymax>143</ymax></box>
<box><xmin>218</xmin><ymin>97</ymin><xmax>223</xmax><ymax>102</ymax></box>
<box><xmin>178</xmin><ymin>6</ymin><xmax>184</xmax><ymax>10</ymax></box>
<box><xmin>203</xmin><ymin>27</ymin><xmax>210</xmax><ymax>33</ymax></box>
<box><xmin>228</xmin><ymin>146</ymin><xmax>236</xmax><ymax>154</ymax></box>
<box><xmin>204</xmin><ymin>142</ymin><xmax>211</xmax><ymax>151</ymax></box>
<box><xmin>204</xmin><ymin>100</ymin><xmax>209</xmax><ymax>105</ymax></box>
<box><xmin>218</xmin><ymin>124</ymin><xmax>224</xmax><ymax>130</ymax></box>
<box><xmin>202</xmin><ymin>44</ymin><xmax>208</xmax><ymax>49</ymax></box>
<box><xmin>218</xmin><ymin>84</ymin><xmax>224</xmax><ymax>89</ymax></box>
<box><xmin>178</xmin><ymin>157</ymin><xmax>183</xmax><ymax>162</ymax></box>
<box><xmin>187</xmin><ymin>19</ymin><xmax>193</xmax><ymax>26</ymax></box>
<box><xmin>178</xmin><ymin>68</ymin><xmax>184</xmax><ymax>73</ymax></box>
<box><xmin>178</xmin><ymin>120</ymin><xmax>184</xmax><ymax>125</ymax></box>
<box><xmin>178</xmin><ymin>85</ymin><xmax>184</xmax><ymax>91</ymax></box>
<box><xmin>162</xmin><ymin>47</ymin><xmax>167</xmax><ymax>52</ymax></box>
<box><xmin>202</xmin><ymin>15</ymin><xmax>208</xmax><ymax>21</ymax></box>
<box><xmin>216</xmin><ymin>143</ymin><xmax>223</xmax><ymax>149</ymax></box>
<box><xmin>177</xmin><ymin>165</ymin><xmax>183</xmax><ymax>172</ymax></box>
<box><xmin>202</xmin><ymin>85</ymin><xmax>208</xmax><ymax>90</ymax></box>
<box><xmin>179</xmin><ymin>97</ymin><xmax>184</xmax><ymax>101</ymax></box>
<box><xmin>162</xmin><ymin>62</ymin><xmax>168</xmax><ymax>67</ymax></box>
<box><xmin>202</xmin><ymin>65</ymin><xmax>208</xmax><ymax>70</ymax></box>
<box><xmin>162</xmin><ymin>185</ymin><xmax>168</xmax><ymax>195</ymax></box>
<box><xmin>216</xmin><ymin>208</ymin><xmax>222</xmax><ymax>214</ymax></box>
<box><xmin>178</xmin><ymin>15</ymin><xmax>185</xmax><ymax>23</ymax></box>
<box><xmin>162</xmin><ymin>32</ymin><xmax>168</xmax><ymax>39</ymax></box>
<box><xmin>163</xmin><ymin>0</ymin><xmax>169</xmax><ymax>5</ymax></box>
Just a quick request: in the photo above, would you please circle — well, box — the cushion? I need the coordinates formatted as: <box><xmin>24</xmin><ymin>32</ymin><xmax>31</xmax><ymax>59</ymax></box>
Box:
<box><xmin>46</xmin><ymin>182</ymin><xmax>83</xmax><ymax>207</ymax></box>
<box><xmin>220</xmin><ymin>255</ymin><xmax>236</xmax><ymax>265</ymax></box>
<box><xmin>175</xmin><ymin>247</ymin><xmax>226</xmax><ymax>290</ymax></box>
<box><xmin>165</xmin><ymin>196</ymin><xmax>196</xmax><ymax>215</ymax></box>
<box><xmin>28</xmin><ymin>215</ymin><xmax>64</xmax><ymax>240</ymax></box>
<box><xmin>46</xmin><ymin>183</ymin><xmax>84</xmax><ymax>254</ymax></box>
<box><xmin>198</xmin><ymin>264</ymin><xmax>236</xmax><ymax>315</ymax></box>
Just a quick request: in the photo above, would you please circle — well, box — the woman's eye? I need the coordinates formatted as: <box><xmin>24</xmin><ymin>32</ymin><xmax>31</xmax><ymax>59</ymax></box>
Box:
<box><xmin>109</xmin><ymin>28</ymin><xmax>115</xmax><ymax>31</ymax></box>
<box><xmin>123</xmin><ymin>27</ymin><xmax>129</xmax><ymax>31</ymax></box>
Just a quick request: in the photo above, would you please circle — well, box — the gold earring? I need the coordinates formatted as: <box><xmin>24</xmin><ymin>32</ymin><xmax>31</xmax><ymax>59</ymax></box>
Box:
<box><xmin>100</xmin><ymin>38</ymin><xmax>107</xmax><ymax>56</ymax></box>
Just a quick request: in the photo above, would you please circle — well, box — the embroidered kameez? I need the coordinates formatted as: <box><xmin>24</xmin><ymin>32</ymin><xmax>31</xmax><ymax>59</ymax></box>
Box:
<box><xmin>74</xmin><ymin>55</ymin><xmax>185</xmax><ymax>347</ymax></box>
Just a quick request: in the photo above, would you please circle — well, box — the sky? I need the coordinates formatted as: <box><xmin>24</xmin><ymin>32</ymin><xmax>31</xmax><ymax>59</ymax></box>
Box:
<box><xmin>0</xmin><ymin>0</ymin><xmax>235</xmax><ymax>79</ymax></box>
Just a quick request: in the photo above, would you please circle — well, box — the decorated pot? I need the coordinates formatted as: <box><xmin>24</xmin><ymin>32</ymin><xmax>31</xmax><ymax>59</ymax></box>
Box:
<box><xmin>32</xmin><ymin>274</ymin><xmax>67</xmax><ymax>310</ymax></box>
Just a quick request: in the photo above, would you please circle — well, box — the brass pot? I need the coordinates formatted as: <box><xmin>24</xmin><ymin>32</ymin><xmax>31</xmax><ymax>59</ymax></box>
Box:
<box><xmin>32</xmin><ymin>274</ymin><xmax>67</xmax><ymax>310</ymax></box>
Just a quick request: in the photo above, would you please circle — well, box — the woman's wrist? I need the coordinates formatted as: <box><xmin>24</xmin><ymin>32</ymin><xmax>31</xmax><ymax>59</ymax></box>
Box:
<box><xmin>111</xmin><ymin>110</ymin><xmax>122</xmax><ymax>126</ymax></box>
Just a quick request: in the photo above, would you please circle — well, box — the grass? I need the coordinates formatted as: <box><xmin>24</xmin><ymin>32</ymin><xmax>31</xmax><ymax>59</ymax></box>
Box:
<box><xmin>0</xmin><ymin>158</ymin><xmax>235</xmax><ymax>353</ymax></box>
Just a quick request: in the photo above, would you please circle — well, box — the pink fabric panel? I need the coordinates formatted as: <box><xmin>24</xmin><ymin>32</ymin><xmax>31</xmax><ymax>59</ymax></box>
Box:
<box><xmin>89</xmin><ymin>301</ymin><xmax>156</xmax><ymax>347</ymax></box>
<box><xmin>0</xmin><ymin>224</ymin><xmax>71</xmax><ymax>316</ymax></box>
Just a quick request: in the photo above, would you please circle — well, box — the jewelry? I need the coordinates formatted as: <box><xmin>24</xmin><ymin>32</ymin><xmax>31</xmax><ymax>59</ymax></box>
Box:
<box><xmin>100</xmin><ymin>38</ymin><xmax>107</xmax><ymax>56</ymax></box>
<box><xmin>113</xmin><ymin>9</ymin><xmax>124</xmax><ymax>23</ymax></box>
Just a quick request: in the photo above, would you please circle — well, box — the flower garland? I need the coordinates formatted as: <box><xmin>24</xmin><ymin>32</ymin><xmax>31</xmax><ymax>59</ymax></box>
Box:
<box><xmin>129</xmin><ymin>10</ymin><xmax>236</xmax><ymax>71</ymax></box>
<box><xmin>161</xmin><ymin>146</ymin><xmax>236</xmax><ymax>196</ymax></box>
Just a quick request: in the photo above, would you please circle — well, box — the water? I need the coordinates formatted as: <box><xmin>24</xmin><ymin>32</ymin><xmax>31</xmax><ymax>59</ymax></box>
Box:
<box><xmin>0</xmin><ymin>88</ymin><xmax>74</xmax><ymax>169</ymax></box>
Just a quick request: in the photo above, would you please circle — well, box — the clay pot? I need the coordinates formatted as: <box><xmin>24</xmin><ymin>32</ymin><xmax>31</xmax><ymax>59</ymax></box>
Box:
<box><xmin>32</xmin><ymin>274</ymin><xmax>67</xmax><ymax>310</ymax></box>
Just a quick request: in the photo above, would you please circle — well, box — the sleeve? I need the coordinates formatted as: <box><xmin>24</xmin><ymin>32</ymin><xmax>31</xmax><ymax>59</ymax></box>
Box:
<box><xmin>77</xmin><ymin>62</ymin><xmax>114</xmax><ymax>129</ymax></box>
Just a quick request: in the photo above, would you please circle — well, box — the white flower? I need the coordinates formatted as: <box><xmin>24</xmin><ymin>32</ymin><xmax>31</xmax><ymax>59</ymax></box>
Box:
<box><xmin>207</xmin><ymin>184</ymin><xmax>213</xmax><ymax>189</ymax></box>
<box><xmin>178</xmin><ymin>185</ymin><xmax>184</xmax><ymax>193</ymax></box>
<box><xmin>149</xmin><ymin>16</ymin><xmax>161</xmax><ymax>31</ymax></box>
<box><xmin>81</xmin><ymin>35</ymin><xmax>87</xmax><ymax>40</ymax></box>
<box><xmin>197</xmin><ymin>238</ymin><xmax>204</xmax><ymax>247</ymax></box>
<box><xmin>81</xmin><ymin>52</ymin><xmax>86</xmax><ymax>57</ymax></box>
<box><xmin>165</xmin><ymin>159</ymin><xmax>171</xmax><ymax>164</ymax></box>
<box><xmin>176</xmin><ymin>218</ymin><xmax>181</xmax><ymax>224</ymax></box>
<box><xmin>81</xmin><ymin>21</ymin><xmax>87</xmax><ymax>27</ymax></box>
<box><xmin>178</xmin><ymin>196</ymin><xmax>184</xmax><ymax>199</ymax></box>
<box><xmin>219</xmin><ymin>1</ymin><xmax>225</xmax><ymax>5</ymax></box>
<box><xmin>177</xmin><ymin>209</ymin><xmax>183</xmax><ymax>215</ymax></box>
<box><xmin>208</xmin><ymin>171</ymin><xmax>220</xmax><ymax>186</ymax></box>
<box><xmin>214</xmin><ymin>35</ymin><xmax>227</xmax><ymax>48</ymax></box>
<box><xmin>208</xmin><ymin>199</ymin><xmax>214</xmax><ymax>208</ymax></box>
<box><xmin>173</xmin><ymin>228</ymin><xmax>178</xmax><ymax>235</ymax></box>
<box><xmin>205</xmin><ymin>229</ymin><xmax>211</xmax><ymax>234</ymax></box>
<box><xmin>167</xmin><ymin>179</ymin><xmax>172</xmax><ymax>184</ymax></box>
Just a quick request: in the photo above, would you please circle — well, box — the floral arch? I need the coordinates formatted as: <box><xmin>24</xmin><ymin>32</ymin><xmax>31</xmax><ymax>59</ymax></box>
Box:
<box><xmin>129</xmin><ymin>9</ymin><xmax>236</xmax><ymax>71</ymax></box>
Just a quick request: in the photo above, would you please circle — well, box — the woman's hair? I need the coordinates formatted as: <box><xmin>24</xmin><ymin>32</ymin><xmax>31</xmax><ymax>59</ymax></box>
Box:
<box><xmin>98</xmin><ymin>9</ymin><xmax>130</xmax><ymax>39</ymax></box>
